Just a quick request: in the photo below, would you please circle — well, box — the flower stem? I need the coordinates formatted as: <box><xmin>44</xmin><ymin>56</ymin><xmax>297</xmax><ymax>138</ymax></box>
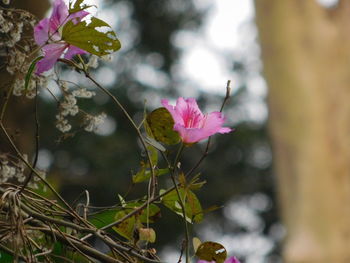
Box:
<box><xmin>170</xmin><ymin>143</ymin><xmax>190</xmax><ymax>263</ymax></box>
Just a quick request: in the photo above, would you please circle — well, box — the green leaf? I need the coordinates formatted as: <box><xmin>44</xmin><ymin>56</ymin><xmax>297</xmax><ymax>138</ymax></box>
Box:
<box><xmin>193</xmin><ymin>237</ymin><xmax>202</xmax><ymax>253</ymax></box>
<box><xmin>0</xmin><ymin>249</ymin><xmax>13</xmax><ymax>262</ymax></box>
<box><xmin>69</xmin><ymin>0</ymin><xmax>94</xmax><ymax>14</ymax></box>
<box><xmin>51</xmin><ymin>241</ymin><xmax>88</xmax><ymax>263</ymax></box>
<box><xmin>123</xmin><ymin>202</ymin><xmax>161</xmax><ymax>223</ymax></box>
<box><xmin>132</xmin><ymin>152</ymin><xmax>169</xmax><ymax>184</ymax></box>
<box><xmin>132</xmin><ymin>144</ymin><xmax>159</xmax><ymax>184</ymax></box>
<box><xmin>195</xmin><ymin>242</ymin><xmax>227</xmax><ymax>263</ymax></box>
<box><xmin>112</xmin><ymin>202</ymin><xmax>160</xmax><ymax>240</ymax></box>
<box><xmin>161</xmin><ymin>187</ymin><xmax>203</xmax><ymax>223</ymax></box>
<box><xmin>138</xmin><ymin>203</ymin><xmax>161</xmax><ymax>223</ymax></box>
<box><xmin>186</xmin><ymin>189</ymin><xmax>204</xmax><ymax>223</ymax></box>
<box><xmin>146</xmin><ymin>107</ymin><xmax>180</xmax><ymax>145</ymax></box>
<box><xmin>118</xmin><ymin>194</ymin><xmax>126</xmax><ymax>207</ymax></box>
<box><xmin>132</xmin><ymin>167</ymin><xmax>169</xmax><ymax>183</ymax></box>
<box><xmin>112</xmin><ymin>210</ymin><xmax>136</xmax><ymax>240</ymax></box>
<box><xmin>62</xmin><ymin>17</ymin><xmax>121</xmax><ymax>57</ymax></box>
<box><xmin>188</xmin><ymin>174</ymin><xmax>206</xmax><ymax>191</ymax></box>
<box><xmin>132</xmin><ymin>162</ymin><xmax>148</xmax><ymax>183</ymax></box>
<box><xmin>25</xmin><ymin>56</ymin><xmax>43</xmax><ymax>91</ymax></box>
<box><xmin>147</xmin><ymin>145</ymin><xmax>158</xmax><ymax>165</ymax></box>
<box><xmin>89</xmin><ymin>209</ymin><xmax>119</xmax><ymax>228</ymax></box>
<box><xmin>144</xmin><ymin>136</ymin><xmax>166</xmax><ymax>152</ymax></box>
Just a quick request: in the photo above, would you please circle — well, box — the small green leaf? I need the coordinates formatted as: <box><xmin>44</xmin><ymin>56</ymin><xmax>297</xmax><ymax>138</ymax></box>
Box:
<box><xmin>132</xmin><ymin>162</ymin><xmax>148</xmax><ymax>183</ymax></box>
<box><xmin>69</xmin><ymin>0</ymin><xmax>94</xmax><ymax>14</ymax></box>
<box><xmin>132</xmin><ymin>162</ymin><xmax>169</xmax><ymax>184</ymax></box>
<box><xmin>144</xmin><ymin>136</ymin><xmax>166</xmax><ymax>152</ymax></box>
<box><xmin>123</xmin><ymin>202</ymin><xmax>161</xmax><ymax>223</ymax></box>
<box><xmin>25</xmin><ymin>56</ymin><xmax>43</xmax><ymax>91</ymax></box>
<box><xmin>196</xmin><ymin>242</ymin><xmax>227</xmax><ymax>263</ymax></box>
<box><xmin>132</xmin><ymin>145</ymin><xmax>159</xmax><ymax>184</ymax></box>
<box><xmin>112</xmin><ymin>210</ymin><xmax>136</xmax><ymax>240</ymax></box>
<box><xmin>139</xmin><ymin>204</ymin><xmax>161</xmax><ymax>223</ymax></box>
<box><xmin>193</xmin><ymin>237</ymin><xmax>202</xmax><ymax>253</ymax></box>
<box><xmin>138</xmin><ymin>227</ymin><xmax>156</xmax><ymax>243</ymax></box>
<box><xmin>189</xmin><ymin>175</ymin><xmax>206</xmax><ymax>190</ymax></box>
<box><xmin>147</xmin><ymin>145</ymin><xmax>158</xmax><ymax>165</ymax></box>
<box><xmin>0</xmin><ymin>249</ymin><xmax>13</xmax><ymax>262</ymax></box>
<box><xmin>186</xmin><ymin>189</ymin><xmax>204</xmax><ymax>223</ymax></box>
<box><xmin>146</xmin><ymin>108</ymin><xmax>180</xmax><ymax>145</ymax></box>
<box><xmin>88</xmin><ymin>209</ymin><xmax>119</xmax><ymax>229</ymax></box>
<box><xmin>202</xmin><ymin>205</ymin><xmax>223</xmax><ymax>214</ymax></box>
<box><xmin>178</xmin><ymin>173</ymin><xmax>186</xmax><ymax>187</ymax></box>
<box><xmin>62</xmin><ymin>17</ymin><xmax>121</xmax><ymax>57</ymax></box>
<box><xmin>118</xmin><ymin>194</ymin><xmax>126</xmax><ymax>207</ymax></box>
<box><xmin>162</xmin><ymin>187</ymin><xmax>203</xmax><ymax>223</ymax></box>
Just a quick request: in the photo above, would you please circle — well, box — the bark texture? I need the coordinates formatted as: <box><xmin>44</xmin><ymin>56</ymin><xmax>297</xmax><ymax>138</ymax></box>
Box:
<box><xmin>255</xmin><ymin>1</ymin><xmax>350</xmax><ymax>262</ymax></box>
<box><xmin>0</xmin><ymin>0</ymin><xmax>49</xmax><ymax>154</ymax></box>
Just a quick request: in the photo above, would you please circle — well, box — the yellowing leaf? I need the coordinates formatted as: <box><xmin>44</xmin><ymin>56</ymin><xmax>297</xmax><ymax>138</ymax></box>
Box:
<box><xmin>196</xmin><ymin>242</ymin><xmax>227</xmax><ymax>263</ymax></box>
<box><xmin>193</xmin><ymin>237</ymin><xmax>202</xmax><ymax>253</ymax></box>
<box><xmin>69</xmin><ymin>0</ymin><xmax>94</xmax><ymax>14</ymax></box>
<box><xmin>161</xmin><ymin>187</ymin><xmax>203</xmax><ymax>223</ymax></box>
<box><xmin>112</xmin><ymin>210</ymin><xmax>136</xmax><ymax>240</ymax></box>
<box><xmin>62</xmin><ymin>17</ymin><xmax>121</xmax><ymax>57</ymax></box>
<box><xmin>138</xmin><ymin>227</ymin><xmax>156</xmax><ymax>243</ymax></box>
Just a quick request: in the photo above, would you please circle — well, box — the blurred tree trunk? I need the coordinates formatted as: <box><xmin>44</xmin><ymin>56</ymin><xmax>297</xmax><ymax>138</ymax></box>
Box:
<box><xmin>0</xmin><ymin>0</ymin><xmax>49</xmax><ymax>153</ymax></box>
<box><xmin>255</xmin><ymin>1</ymin><xmax>350</xmax><ymax>262</ymax></box>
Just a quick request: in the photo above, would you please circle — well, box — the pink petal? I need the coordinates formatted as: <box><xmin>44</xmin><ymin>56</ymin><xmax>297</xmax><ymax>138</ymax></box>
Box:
<box><xmin>49</xmin><ymin>0</ymin><xmax>69</xmax><ymax>33</ymax></box>
<box><xmin>173</xmin><ymin>124</ymin><xmax>208</xmax><ymax>144</ymax></box>
<box><xmin>64</xmin><ymin>45</ymin><xmax>88</xmax><ymax>59</ymax></box>
<box><xmin>225</xmin><ymin>257</ymin><xmax>241</xmax><ymax>263</ymax></box>
<box><xmin>69</xmin><ymin>10</ymin><xmax>89</xmax><ymax>24</ymax></box>
<box><xmin>162</xmin><ymin>97</ymin><xmax>232</xmax><ymax>143</ymax></box>
<box><xmin>219</xmin><ymin>127</ymin><xmax>232</xmax><ymax>133</ymax></box>
<box><xmin>34</xmin><ymin>18</ymin><xmax>50</xmax><ymax>46</ymax></box>
<box><xmin>36</xmin><ymin>43</ymin><xmax>67</xmax><ymax>74</ymax></box>
<box><xmin>175</xmin><ymin>97</ymin><xmax>204</xmax><ymax>128</ymax></box>
<box><xmin>161</xmin><ymin>99</ymin><xmax>185</xmax><ymax>126</ymax></box>
<box><xmin>201</xmin><ymin>112</ymin><xmax>231</xmax><ymax>136</ymax></box>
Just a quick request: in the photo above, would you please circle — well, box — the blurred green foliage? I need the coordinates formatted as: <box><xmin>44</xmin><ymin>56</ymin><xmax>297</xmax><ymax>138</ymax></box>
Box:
<box><xmin>34</xmin><ymin>0</ymin><xmax>278</xmax><ymax>256</ymax></box>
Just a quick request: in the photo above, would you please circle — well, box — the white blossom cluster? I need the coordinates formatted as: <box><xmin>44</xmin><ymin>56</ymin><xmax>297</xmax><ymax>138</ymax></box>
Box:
<box><xmin>84</xmin><ymin>112</ymin><xmax>107</xmax><ymax>132</ymax></box>
<box><xmin>55</xmin><ymin>81</ymin><xmax>99</xmax><ymax>133</ymax></box>
<box><xmin>2</xmin><ymin>0</ymin><xmax>10</xmax><ymax>5</ymax></box>
<box><xmin>0</xmin><ymin>8</ymin><xmax>47</xmax><ymax>99</ymax></box>
<box><xmin>0</xmin><ymin>154</ymin><xmax>46</xmax><ymax>188</ymax></box>
<box><xmin>0</xmin><ymin>8</ymin><xmax>36</xmax><ymax>56</ymax></box>
<box><xmin>12</xmin><ymin>76</ymin><xmax>48</xmax><ymax>99</ymax></box>
<box><xmin>87</xmin><ymin>55</ymin><xmax>99</xmax><ymax>69</ymax></box>
<box><xmin>86</xmin><ymin>54</ymin><xmax>114</xmax><ymax>69</ymax></box>
<box><xmin>72</xmin><ymin>87</ymin><xmax>96</xmax><ymax>98</ymax></box>
<box><xmin>0</xmin><ymin>154</ymin><xmax>27</xmax><ymax>183</ymax></box>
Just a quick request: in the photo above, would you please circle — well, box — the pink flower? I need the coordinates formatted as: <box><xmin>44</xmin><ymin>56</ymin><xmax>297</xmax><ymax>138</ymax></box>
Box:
<box><xmin>198</xmin><ymin>256</ymin><xmax>240</xmax><ymax>263</ymax></box>
<box><xmin>161</xmin><ymin>97</ymin><xmax>232</xmax><ymax>144</ymax></box>
<box><xmin>34</xmin><ymin>0</ymin><xmax>89</xmax><ymax>74</ymax></box>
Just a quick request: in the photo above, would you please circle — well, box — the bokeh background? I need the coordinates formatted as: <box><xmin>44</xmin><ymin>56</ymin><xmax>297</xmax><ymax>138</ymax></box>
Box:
<box><xmin>2</xmin><ymin>0</ymin><xmax>350</xmax><ymax>262</ymax></box>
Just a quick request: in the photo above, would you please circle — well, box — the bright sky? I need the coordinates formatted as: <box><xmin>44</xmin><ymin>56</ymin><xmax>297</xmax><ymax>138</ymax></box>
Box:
<box><xmin>66</xmin><ymin>0</ymin><xmax>257</xmax><ymax>94</ymax></box>
<box><xmin>174</xmin><ymin>0</ymin><xmax>256</xmax><ymax>93</ymax></box>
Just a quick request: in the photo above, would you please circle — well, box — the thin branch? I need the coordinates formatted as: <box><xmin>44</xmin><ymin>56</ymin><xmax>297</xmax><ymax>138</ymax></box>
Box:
<box><xmin>19</xmin><ymin>80</ymin><xmax>40</xmax><ymax>193</ymax></box>
<box><xmin>83</xmin><ymin>72</ymin><xmax>157</xmax><ymax>198</ymax></box>
<box><xmin>0</xmin><ymin>123</ymin><xmax>86</xmax><ymax>226</ymax></box>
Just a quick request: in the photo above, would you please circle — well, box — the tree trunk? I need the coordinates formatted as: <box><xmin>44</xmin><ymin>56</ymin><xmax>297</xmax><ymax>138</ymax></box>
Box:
<box><xmin>0</xmin><ymin>0</ymin><xmax>49</xmax><ymax>154</ymax></box>
<box><xmin>255</xmin><ymin>1</ymin><xmax>350</xmax><ymax>262</ymax></box>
